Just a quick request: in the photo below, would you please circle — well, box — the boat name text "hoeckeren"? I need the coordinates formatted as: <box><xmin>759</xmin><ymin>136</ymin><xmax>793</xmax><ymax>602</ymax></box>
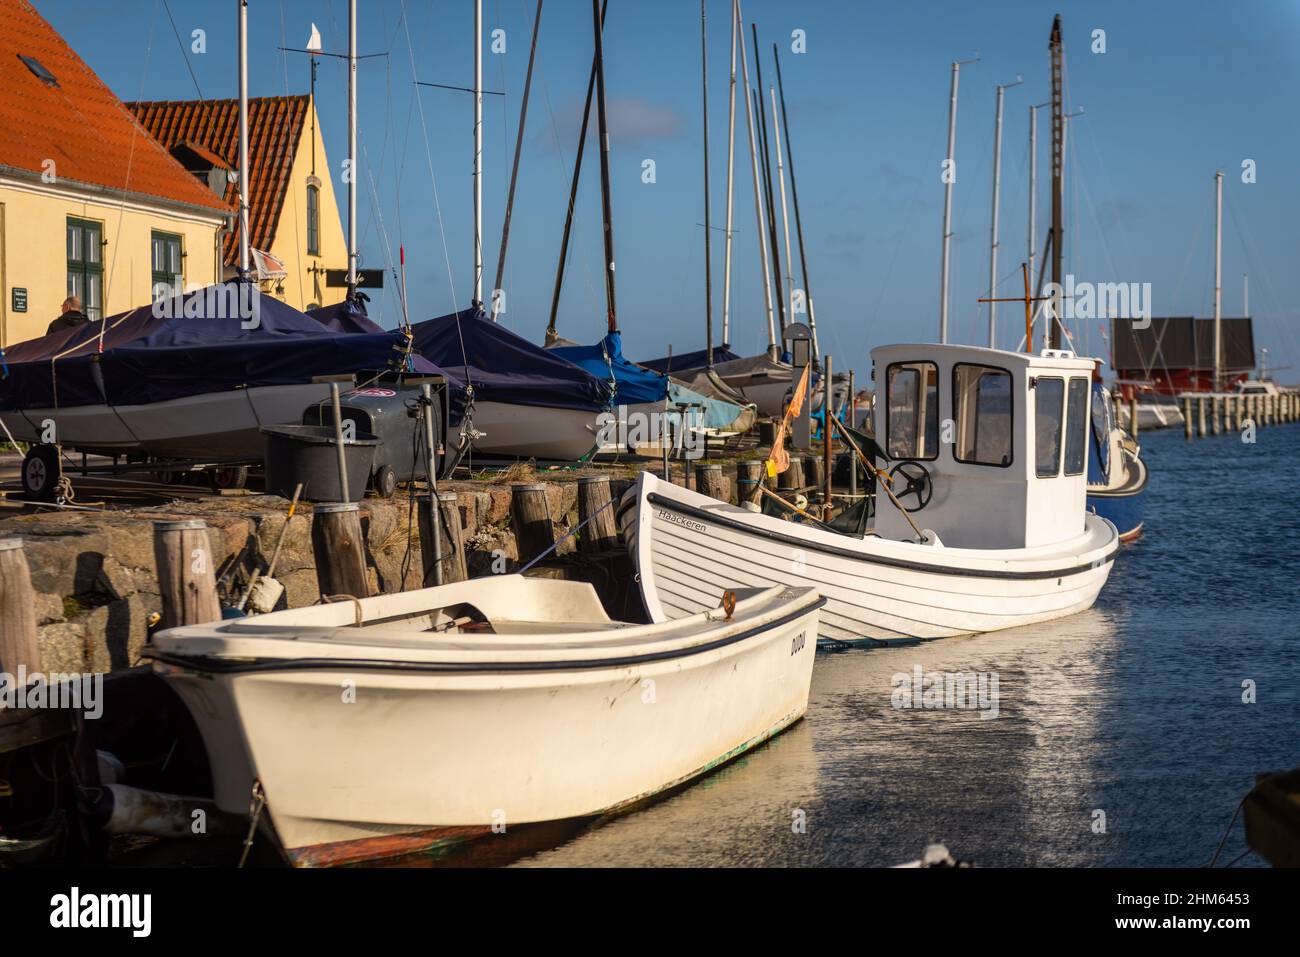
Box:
<box><xmin>657</xmin><ymin>510</ymin><xmax>707</xmax><ymax>534</ymax></box>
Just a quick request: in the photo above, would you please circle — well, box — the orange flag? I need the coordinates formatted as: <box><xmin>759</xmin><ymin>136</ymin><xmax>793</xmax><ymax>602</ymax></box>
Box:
<box><xmin>766</xmin><ymin>363</ymin><xmax>812</xmax><ymax>477</ymax></box>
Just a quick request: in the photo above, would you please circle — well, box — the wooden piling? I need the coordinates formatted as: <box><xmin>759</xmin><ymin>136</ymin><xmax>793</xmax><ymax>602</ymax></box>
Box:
<box><xmin>1197</xmin><ymin>397</ymin><xmax>1208</xmax><ymax>437</ymax></box>
<box><xmin>1183</xmin><ymin>396</ymin><xmax>1193</xmax><ymax>439</ymax></box>
<box><xmin>419</xmin><ymin>492</ymin><xmax>467</xmax><ymax>585</ymax></box>
<box><xmin>0</xmin><ymin>539</ymin><xmax>40</xmax><ymax>674</ymax></box>
<box><xmin>1129</xmin><ymin>394</ymin><xmax>1139</xmax><ymax>438</ymax></box>
<box><xmin>694</xmin><ymin>463</ymin><xmax>727</xmax><ymax>502</ymax></box>
<box><xmin>577</xmin><ymin>475</ymin><xmax>619</xmax><ymax>553</ymax></box>
<box><xmin>153</xmin><ymin>520</ymin><xmax>221</xmax><ymax>629</ymax></box>
<box><xmin>1211</xmin><ymin>396</ymin><xmax>1222</xmax><ymax>435</ymax></box>
<box><xmin>1114</xmin><ymin>390</ymin><xmax>1125</xmax><ymax>431</ymax></box>
<box><xmin>511</xmin><ymin>483</ymin><xmax>555</xmax><ymax>564</ymax></box>
<box><xmin>805</xmin><ymin>454</ymin><xmax>824</xmax><ymax>494</ymax></box>
<box><xmin>736</xmin><ymin>460</ymin><xmax>764</xmax><ymax>506</ymax></box>
<box><xmin>311</xmin><ymin>503</ymin><xmax>371</xmax><ymax>600</ymax></box>
<box><xmin>777</xmin><ymin>455</ymin><xmax>805</xmax><ymax>491</ymax></box>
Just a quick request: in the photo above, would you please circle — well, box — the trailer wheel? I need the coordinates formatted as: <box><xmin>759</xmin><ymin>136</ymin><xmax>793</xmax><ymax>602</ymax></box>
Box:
<box><xmin>21</xmin><ymin>444</ymin><xmax>61</xmax><ymax>502</ymax></box>
<box><xmin>211</xmin><ymin>466</ymin><xmax>249</xmax><ymax>492</ymax></box>
<box><xmin>371</xmin><ymin>464</ymin><xmax>396</xmax><ymax>499</ymax></box>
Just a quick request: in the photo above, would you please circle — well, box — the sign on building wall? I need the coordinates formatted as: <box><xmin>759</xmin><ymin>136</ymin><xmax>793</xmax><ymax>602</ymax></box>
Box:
<box><xmin>11</xmin><ymin>288</ymin><xmax>27</xmax><ymax>313</ymax></box>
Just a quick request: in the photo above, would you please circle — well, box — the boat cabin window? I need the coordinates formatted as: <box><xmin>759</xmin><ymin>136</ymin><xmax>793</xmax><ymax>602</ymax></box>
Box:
<box><xmin>952</xmin><ymin>363</ymin><xmax>1013</xmax><ymax>467</ymax></box>
<box><xmin>886</xmin><ymin>361</ymin><xmax>939</xmax><ymax>460</ymax></box>
<box><xmin>1035</xmin><ymin>377</ymin><xmax>1065</xmax><ymax>477</ymax></box>
<box><xmin>1063</xmin><ymin>378</ymin><xmax>1089</xmax><ymax>476</ymax></box>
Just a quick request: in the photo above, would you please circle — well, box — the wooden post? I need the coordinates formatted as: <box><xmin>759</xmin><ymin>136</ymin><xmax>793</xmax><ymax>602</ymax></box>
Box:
<box><xmin>1128</xmin><ymin>393</ymin><xmax>1139</xmax><ymax>438</ymax></box>
<box><xmin>805</xmin><ymin>454</ymin><xmax>824</xmax><ymax>494</ymax></box>
<box><xmin>1211</xmin><ymin>396</ymin><xmax>1221</xmax><ymax>435</ymax></box>
<box><xmin>311</xmin><ymin>503</ymin><xmax>370</xmax><ymax>599</ymax></box>
<box><xmin>1197</xmin><ymin>396</ymin><xmax>1207</xmax><ymax>437</ymax></box>
<box><xmin>1183</xmin><ymin>395</ymin><xmax>1193</xmax><ymax>439</ymax></box>
<box><xmin>419</xmin><ymin>492</ymin><xmax>467</xmax><ymax>585</ymax></box>
<box><xmin>736</xmin><ymin>460</ymin><xmax>764</xmax><ymax>507</ymax></box>
<box><xmin>577</xmin><ymin>475</ymin><xmax>619</xmax><ymax>553</ymax></box>
<box><xmin>822</xmin><ymin>355</ymin><xmax>834</xmax><ymax>517</ymax></box>
<box><xmin>153</xmin><ymin>520</ymin><xmax>221</xmax><ymax>629</ymax></box>
<box><xmin>777</xmin><ymin>454</ymin><xmax>804</xmax><ymax>491</ymax></box>
<box><xmin>1224</xmin><ymin>394</ymin><xmax>1236</xmax><ymax>432</ymax></box>
<box><xmin>0</xmin><ymin>539</ymin><xmax>40</xmax><ymax>675</ymax></box>
<box><xmin>1115</xmin><ymin>390</ymin><xmax>1125</xmax><ymax>431</ymax></box>
<box><xmin>511</xmin><ymin>483</ymin><xmax>554</xmax><ymax>564</ymax></box>
<box><xmin>694</xmin><ymin>462</ymin><xmax>726</xmax><ymax>501</ymax></box>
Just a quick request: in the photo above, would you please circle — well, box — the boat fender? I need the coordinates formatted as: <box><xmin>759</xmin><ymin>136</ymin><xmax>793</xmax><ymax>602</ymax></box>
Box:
<box><xmin>247</xmin><ymin>576</ymin><xmax>285</xmax><ymax>615</ymax></box>
<box><xmin>920</xmin><ymin>529</ymin><xmax>943</xmax><ymax>547</ymax></box>
<box><xmin>740</xmin><ymin>501</ymin><xmax>761</xmax><ymax>513</ymax></box>
<box><xmin>81</xmin><ymin>784</ymin><xmax>245</xmax><ymax>838</ymax></box>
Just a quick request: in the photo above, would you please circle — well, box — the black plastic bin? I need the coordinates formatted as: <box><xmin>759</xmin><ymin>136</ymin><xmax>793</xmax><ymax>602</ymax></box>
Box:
<box><xmin>262</xmin><ymin>425</ymin><xmax>380</xmax><ymax>503</ymax></box>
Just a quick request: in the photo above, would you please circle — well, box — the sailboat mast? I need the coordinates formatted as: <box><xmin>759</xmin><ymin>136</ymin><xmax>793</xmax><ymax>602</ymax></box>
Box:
<box><xmin>1214</xmin><ymin>170</ymin><xmax>1223</xmax><ymax>391</ymax></box>
<box><xmin>722</xmin><ymin>0</ymin><xmax>738</xmax><ymax>348</ymax></box>
<box><xmin>491</xmin><ymin>0</ymin><xmax>543</xmax><ymax>322</ymax></box>
<box><xmin>987</xmin><ymin>76</ymin><xmax>1021</xmax><ymax>347</ymax></box>
<box><xmin>938</xmin><ymin>57</ymin><xmax>973</xmax><ymax>344</ymax></box>
<box><xmin>237</xmin><ymin>0</ymin><xmax>250</xmax><ymax>277</ymax></box>
<box><xmin>752</xmin><ymin>25</ymin><xmax>785</xmax><ymax>334</ymax></box>
<box><xmin>591</xmin><ymin>0</ymin><xmax>617</xmax><ymax>333</ymax></box>
<box><xmin>734</xmin><ymin>0</ymin><xmax>775</xmax><ymax>355</ymax></box>
<box><xmin>346</xmin><ymin>0</ymin><xmax>357</xmax><ymax>293</ymax></box>
<box><xmin>546</xmin><ymin>0</ymin><xmax>607</xmax><ymax>343</ymax></box>
<box><xmin>770</xmin><ymin>85</ymin><xmax>794</xmax><ymax>324</ymax></box>
<box><xmin>474</xmin><ymin>0</ymin><xmax>484</xmax><ymax>304</ymax></box>
<box><xmin>701</xmin><ymin>0</ymin><xmax>714</xmax><ymax>367</ymax></box>
<box><xmin>773</xmin><ymin>45</ymin><xmax>818</xmax><ymax>364</ymax></box>
<box><xmin>1049</xmin><ymin>14</ymin><xmax>1064</xmax><ymax>350</ymax></box>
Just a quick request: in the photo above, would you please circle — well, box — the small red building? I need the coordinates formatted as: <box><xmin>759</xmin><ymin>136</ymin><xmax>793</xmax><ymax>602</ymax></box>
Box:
<box><xmin>1111</xmin><ymin>316</ymin><xmax>1254</xmax><ymax>398</ymax></box>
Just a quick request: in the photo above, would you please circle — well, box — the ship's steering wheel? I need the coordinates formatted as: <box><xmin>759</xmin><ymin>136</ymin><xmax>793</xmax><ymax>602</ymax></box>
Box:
<box><xmin>887</xmin><ymin>461</ymin><xmax>933</xmax><ymax>512</ymax></box>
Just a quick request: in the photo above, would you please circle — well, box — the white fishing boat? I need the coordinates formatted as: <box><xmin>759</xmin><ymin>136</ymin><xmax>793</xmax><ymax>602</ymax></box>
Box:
<box><xmin>621</xmin><ymin>342</ymin><xmax>1119</xmax><ymax>645</ymax></box>
<box><xmin>146</xmin><ymin>574</ymin><xmax>822</xmax><ymax>866</ymax></box>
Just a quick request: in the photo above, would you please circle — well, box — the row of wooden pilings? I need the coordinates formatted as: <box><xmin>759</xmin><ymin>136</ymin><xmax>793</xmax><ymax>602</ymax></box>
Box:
<box><xmin>1175</xmin><ymin>391</ymin><xmax>1298</xmax><ymax>439</ymax></box>
<box><xmin>0</xmin><ymin>477</ymin><xmax>645</xmax><ymax>675</ymax></box>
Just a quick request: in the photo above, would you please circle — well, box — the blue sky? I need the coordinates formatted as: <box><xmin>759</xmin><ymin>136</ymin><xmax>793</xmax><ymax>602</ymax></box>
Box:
<box><xmin>36</xmin><ymin>0</ymin><xmax>1300</xmax><ymax>381</ymax></box>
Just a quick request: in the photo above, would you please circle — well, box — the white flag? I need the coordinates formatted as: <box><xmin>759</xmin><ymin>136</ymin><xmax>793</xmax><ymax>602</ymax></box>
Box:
<box><xmin>305</xmin><ymin>23</ymin><xmax>322</xmax><ymax>52</ymax></box>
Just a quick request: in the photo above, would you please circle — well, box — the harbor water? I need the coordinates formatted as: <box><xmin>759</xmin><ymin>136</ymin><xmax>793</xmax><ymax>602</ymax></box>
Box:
<box><xmin>501</xmin><ymin>422</ymin><xmax>1300</xmax><ymax>867</ymax></box>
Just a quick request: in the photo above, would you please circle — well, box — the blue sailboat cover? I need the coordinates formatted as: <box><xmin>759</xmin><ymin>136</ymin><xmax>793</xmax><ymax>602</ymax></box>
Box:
<box><xmin>550</xmin><ymin>331</ymin><xmax>669</xmax><ymax>405</ymax></box>
<box><xmin>640</xmin><ymin>344</ymin><xmax>742</xmax><ymax>374</ymax></box>
<box><xmin>0</xmin><ymin>283</ymin><xmax>419</xmax><ymax>412</ymax></box>
<box><xmin>409</xmin><ymin>306</ymin><xmax>610</xmax><ymax>412</ymax></box>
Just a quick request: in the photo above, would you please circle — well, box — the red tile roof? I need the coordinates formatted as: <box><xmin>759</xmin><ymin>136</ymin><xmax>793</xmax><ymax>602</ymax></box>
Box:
<box><xmin>128</xmin><ymin>96</ymin><xmax>310</xmax><ymax>265</ymax></box>
<box><xmin>0</xmin><ymin>0</ymin><xmax>229</xmax><ymax>213</ymax></box>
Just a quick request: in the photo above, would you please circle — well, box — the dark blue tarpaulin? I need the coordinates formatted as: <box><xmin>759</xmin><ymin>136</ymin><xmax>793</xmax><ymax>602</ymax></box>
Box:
<box><xmin>639</xmin><ymin>345</ymin><xmax>741</xmax><ymax>375</ymax></box>
<box><xmin>550</xmin><ymin>332</ymin><xmax>669</xmax><ymax>405</ymax></box>
<box><xmin>306</xmin><ymin>299</ymin><xmax>447</xmax><ymax>378</ymax></box>
<box><xmin>409</xmin><ymin>306</ymin><xmax>610</xmax><ymax>413</ymax></box>
<box><xmin>0</xmin><ymin>283</ymin><xmax>423</xmax><ymax>412</ymax></box>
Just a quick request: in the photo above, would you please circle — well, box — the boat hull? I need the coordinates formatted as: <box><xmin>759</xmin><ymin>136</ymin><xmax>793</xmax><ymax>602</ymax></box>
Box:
<box><xmin>149</xmin><ymin>578</ymin><xmax>821</xmax><ymax>864</ymax></box>
<box><xmin>620</xmin><ymin>471</ymin><xmax>1119</xmax><ymax>645</ymax></box>
<box><xmin>1087</xmin><ymin>453</ymin><xmax>1147</xmax><ymax>542</ymax></box>
<box><xmin>466</xmin><ymin>401</ymin><xmax>600</xmax><ymax>460</ymax></box>
<box><xmin>0</xmin><ymin>383</ymin><xmax>340</xmax><ymax>460</ymax></box>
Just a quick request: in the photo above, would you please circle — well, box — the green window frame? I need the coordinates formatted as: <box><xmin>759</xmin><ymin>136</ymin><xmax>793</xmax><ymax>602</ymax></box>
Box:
<box><xmin>66</xmin><ymin>217</ymin><xmax>103</xmax><ymax>320</ymax></box>
<box><xmin>306</xmin><ymin>184</ymin><xmax>320</xmax><ymax>256</ymax></box>
<box><xmin>151</xmin><ymin>230</ymin><xmax>184</xmax><ymax>300</ymax></box>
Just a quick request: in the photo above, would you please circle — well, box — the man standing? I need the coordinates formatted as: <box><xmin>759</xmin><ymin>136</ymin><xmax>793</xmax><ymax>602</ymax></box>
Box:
<box><xmin>46</xmin><ymin>295</ymin><xmax>90</xmax><ymax>335</ymax></box>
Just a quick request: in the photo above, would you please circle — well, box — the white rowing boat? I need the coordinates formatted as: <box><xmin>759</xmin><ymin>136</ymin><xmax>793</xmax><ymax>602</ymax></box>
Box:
<box><xmin>146</xmin><ymin>574</ymin><xmax>822</xmax><ymax>865</ymax></box>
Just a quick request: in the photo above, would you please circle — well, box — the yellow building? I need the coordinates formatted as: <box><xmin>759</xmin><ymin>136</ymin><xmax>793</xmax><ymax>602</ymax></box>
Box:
<box><xmin>0</xmin><ymin>0</ymin><xmax>229</xmax><ymax>346</ymax></box>
<box><xmin>129</xmin><ymin>95</ymin><xmax>350</xmax><ymax>313</ymax></box>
